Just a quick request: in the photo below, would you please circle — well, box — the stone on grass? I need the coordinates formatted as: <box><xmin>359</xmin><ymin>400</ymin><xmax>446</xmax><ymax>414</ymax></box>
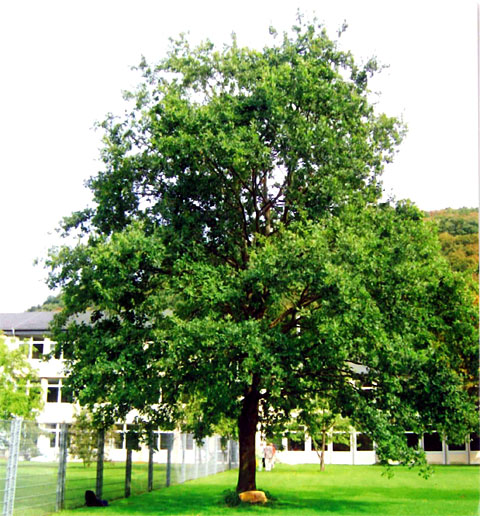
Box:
<box><xmin>238</xmin><ymin>490</ymin><xmax>268</xmax><ymax>504</ymax></box>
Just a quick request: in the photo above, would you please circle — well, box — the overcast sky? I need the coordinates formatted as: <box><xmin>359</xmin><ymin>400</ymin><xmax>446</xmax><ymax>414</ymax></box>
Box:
<box><xmin>0</xmin><ymin>0</ymin><xmax>478</xmax><ymax>312</ymax></box>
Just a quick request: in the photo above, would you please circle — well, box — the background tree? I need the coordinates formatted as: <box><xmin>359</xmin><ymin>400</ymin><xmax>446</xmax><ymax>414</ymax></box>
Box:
<box><xmin>296</xmin><ymin>397</ymin><xmax>351</xmax><ymax>472</ymax></box>
<box><xmin>0</xmin><ymin>336</ymin><xmax>43</xmax><ymax>420</ymax></box>
<box><xmin>47</xmin><ymin>18</ymin><xmax>478</xmax><ymax>493</ymax></box>
<box><xmin>68</xmin><ymin>408</ymin><xmax>116</xmax><ymax>466</ymax></box>
<box><xmin>427</xmin><ymin>208</ymin><xmax>478</xmax><ymax>237</ymax></box>
<box><xmin>426</xmin><ymin>208</ymin><xmax>478</xmax><ymax>284</ymax></box>
<box><xmin>19</xmin><ymin>422</ymin><xmax>43</xmax><ymax>461</ymax></box>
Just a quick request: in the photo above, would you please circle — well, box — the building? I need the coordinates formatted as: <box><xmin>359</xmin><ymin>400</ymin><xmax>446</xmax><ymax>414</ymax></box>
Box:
<box><xmin>1</xmin><ymin>312</ymin><xmax>478</xmax><ymax>465</ymax></box>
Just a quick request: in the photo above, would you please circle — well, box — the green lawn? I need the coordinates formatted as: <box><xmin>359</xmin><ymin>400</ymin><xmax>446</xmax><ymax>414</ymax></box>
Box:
<box><xmin>56</xmin><ymin>464</ymin><xmax>480</xmax><ymax>516</ymax></box>
<box><xmin>5</xmin><ymin>460</ymin><xmax>173</xmax><ymax>516</ymax></box>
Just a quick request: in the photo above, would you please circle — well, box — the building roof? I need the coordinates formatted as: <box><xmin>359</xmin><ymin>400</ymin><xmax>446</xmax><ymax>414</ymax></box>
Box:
<box><xmin>0</xmin><ymin>312</ymin><xmax>94</xmax><ymax>337</ymax></box>
<box><xmin>0</xmin><ymin>312</ymin><xmax>56</xmax><ymax>335</ymax></box>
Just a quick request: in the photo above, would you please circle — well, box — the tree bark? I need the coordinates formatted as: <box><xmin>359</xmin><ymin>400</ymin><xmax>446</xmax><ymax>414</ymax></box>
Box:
<box><xmin>312</xmin><ymin>431</ymin><xmax>326</xmax><ymax>471</ymax></box>
<box><xmin>236</xmin><ymin>381</ymin><xmax>260</xmax><ymax>493</ymax></box>
<box><xmin>320</xmin><ymin>430</ymin><xmax>326</xmax><ymax>472</ymax></box>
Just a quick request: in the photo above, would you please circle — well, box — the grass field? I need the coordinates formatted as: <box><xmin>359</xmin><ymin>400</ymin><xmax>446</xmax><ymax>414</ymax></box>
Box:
<box><xmin>2</xmin><ymin>456</ymin><xmax>228</xmax><ymax>515</ymax></box>
<box><xmin>2</xmin><ymin>460</ymin><xmax>173</xmax><ymax>516</ymax></box>
<box><xmin>55</xmin><ymin>464</ymin><xmax>480</xmax><ymax>516</ymax></box>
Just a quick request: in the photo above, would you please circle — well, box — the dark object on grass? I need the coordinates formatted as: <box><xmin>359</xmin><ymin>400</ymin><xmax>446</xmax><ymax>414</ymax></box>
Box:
<box><xmin>85</xmin><ymin>490</ymin><xmax>108</xmax><ymax>507</ymax></box>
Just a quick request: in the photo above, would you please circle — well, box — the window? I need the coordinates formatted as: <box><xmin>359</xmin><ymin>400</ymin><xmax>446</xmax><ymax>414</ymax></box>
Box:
<box><xmin>125</xmin><ymin>425</ymin><xmax>139</xmax><ymax>449</ymax></box>
<box><xmin>60</xmin><ymin>386</ymin><xmax>73</xmax><ymax>403</ymax></box>
<box><xmin>469</xmin><ymin>433</ymin><xmax>480</xmax><ymax>451</ymax></box>
<box><xmin>31</xmin><ymin>342</ymin><xmax>44</xmax><ymax>359</ymax></box>
<box><xmin>332</xmin><ymin>433</ymin><xmax>350</xmax><ymax>451</ymax></box>
<box><xmin>423</xmin><ymin>433</ymin><xmax>442</xmax><ymax>452</ymax></box>
<box><xmin>43</xmin><ymin>423</ymin><xmax>58</xmax><ymax>448</ymax></box>
<box><xmin>185</xmin><ymin>433</ymin><xmax>194</xmax><ymax>450</ymax></box>
<box><xmin>356</xmin><ymin>434</ymin><xmax>373</xmax><ymax>451</ymax></box>
<box><xmin>114</xmin><ymin>424</ymin><xmax>125</xmax><ymax>449</ymax></box>
<box><xmin>27</xmin><ymin>379</ymin><xmax>42</xmax><ymax>398</ymax></box>
<box><xmin>287</xmin><ymin>436</ymin><xmax>305</xmax><ymax>451</ymax></box>
<box><xmin>53</xmin><ymin>345</ymin><xmax>62</xmax><ymax>360</ymax></box>
<box><xmin>406</xmin><ymin>433</ymin><xmax>419</xmax><ymax>449</ymax></box>
<box><xmin>46</xmin><ymin>379</ymin><xmax>72</xmax><ymax>403</ymax></box>
<box><xmin>47</xmin><ymin>379</ymin><xmax>60</xmax><ymax>403</ymax></box>
<box><xmin>160</xmin><ymin>432</ymin><xmax>173</xmax><ymax>450</ymax></box>
<box><xmin>448</xmin><ymin>440</ymin><xmax>466</xmax><ymax>451</ymax></box>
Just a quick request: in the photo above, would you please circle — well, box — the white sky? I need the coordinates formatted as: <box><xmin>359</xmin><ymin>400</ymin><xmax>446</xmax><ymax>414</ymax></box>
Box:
<box><xmin>0</xmin><ymin>0</ymin><xmax>478</xmax><ymax>312</ymax></box>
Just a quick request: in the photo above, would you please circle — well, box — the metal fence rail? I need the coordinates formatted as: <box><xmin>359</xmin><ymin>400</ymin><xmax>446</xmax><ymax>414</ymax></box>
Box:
<box><xmin>0</xmin><ymin>420</ymin><xmax>239</xmax><ymax>516</ymax></box>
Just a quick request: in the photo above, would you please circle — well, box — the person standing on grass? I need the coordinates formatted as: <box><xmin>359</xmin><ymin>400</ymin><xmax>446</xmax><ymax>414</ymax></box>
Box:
<box><xmin>264</xmin><ymin>443</ymin><xmax>274</xmax><ymax>471</ymax></box>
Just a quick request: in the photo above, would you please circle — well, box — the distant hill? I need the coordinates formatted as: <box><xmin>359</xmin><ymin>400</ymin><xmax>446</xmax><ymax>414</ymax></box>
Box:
<box><xmin>426</xmin><ymin>207</ymin><xmax>478</xmax><ymax>236</ymax></box>
<box><xmin>27</xmin><ymin>294</ymin><xmax>63</xmax><ymax>312</ymax></box>
<box><xmin>426</xmin><ymin>208</ymin><xmax>478</xmax><ymax>283</ymax></box>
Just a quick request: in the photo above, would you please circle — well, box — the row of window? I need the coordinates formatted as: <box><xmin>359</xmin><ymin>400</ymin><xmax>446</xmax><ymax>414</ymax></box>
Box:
<box><xmin>284</xmin><ymin>432</ymin><xmax>480</xmax><ymax>452</ymax></box>
<box><xmin>111</xmin><ymin>427</ymin><xmax>193</xmax><ymax>451</ymax></box>
<box><xmin>41</xmin><ymin>424</ymin><xmax>480</xmax><ymax>453</ymax></box>
<box><xmin>408</xmin><ymin>432</ymin><xmax>480</xmax><ymax>452</ymax></box>
<box><xmin>18</xmin><ymin>339</ymin><xmax>60</xmax><ymax>360</ymax></box>
<box><xmin>23</xmin><ymin>378</ymin><xmax>72</xmax><ymax>404</ymax></box>
<box><xmin>42</xmin><ymin>424</ymin><xmax>197</xmax><ymax>451</ymax></box>
<box><xmin>285</xmin><ymin>433</ymin><xmax>373</xmax><ymax>452</ymax></box>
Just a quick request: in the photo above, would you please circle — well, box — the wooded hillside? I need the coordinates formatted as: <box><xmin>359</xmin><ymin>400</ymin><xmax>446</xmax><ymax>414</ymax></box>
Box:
<box><xmin>426</xmin><ymin>208</ymin><xmax>478</xmax><ymax>283</ymax></box>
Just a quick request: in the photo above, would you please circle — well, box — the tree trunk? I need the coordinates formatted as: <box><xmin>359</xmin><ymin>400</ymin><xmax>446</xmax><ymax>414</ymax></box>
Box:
<box><xmin>312</xmin><ymin>431</ymin><xmax>327</xmax><ymax>471</ymax></box>
<box><xmin>320</xmin><ymin>430</ymin><xmax>326</xmax><ymax>472</ymax></box>
<box><xmin>236</xmin><ymin>383</ymin><xmax>260</xmax><ymax>493</ymax></box>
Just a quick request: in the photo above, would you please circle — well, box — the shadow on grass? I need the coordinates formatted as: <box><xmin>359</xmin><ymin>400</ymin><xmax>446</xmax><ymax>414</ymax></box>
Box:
<box><xmin>92</xmin><ymin>487</ymin><xmax>381</xmax><ymax>515</ymax></box>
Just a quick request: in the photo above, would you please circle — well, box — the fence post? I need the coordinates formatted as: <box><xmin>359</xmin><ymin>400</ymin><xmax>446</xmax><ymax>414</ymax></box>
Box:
<box><xmin>2</xmin><ymin>419</ymin><xmax>22</xmax><ymax>516</ymax></box>
<box><xmin>166</xmin><ymin>433</ymin><xmax>172</xmax><ymax>487</ymax></box>
<box><xmin>351</xmin><ymin>432</ymin><xmax>356</xmax><ymax>466</ymax></box>
<box><xmin>232</xmin><ymin>440</ymin><xmax>238</xmax><ymax>466</ymax></box>
<box><xmin>227</xmin><ymin>440</ymin><xmax>231</xmax><ymax>470</ymax></box>
<box><xmin>194</xmin><ymin>440</ymin><xmax>199</xmax><ymax>479</ymax></box>
<box><xmin>467</xmin><ymin>434</ymin><xmax>471</xmax><ymax>465</ymax></box>
<box><xmin>55</xmin><ymin>423</ymin><xmax>68</xmax><ymax>511</ymax></box>
<box><xmin>125</xmin><ymin>447</ymin><xmax>132</xmax><ymax>498</ymax></box>
<box><xmin>96</xmin><ymin>428</ymin><xmax>105</xmax><ymax>500</ymax></box>
<box><xmin>204</xmin><ymin>437</ymin><xmax>209</xmax><ymax>477</ymax></box>
<box><xmin>148</xmin><ymin>431</ymin><xmax>154</xmax><ymax>492</ymax></box>
<box><xmin>442</xmin><ymin>435</ymin><xmax>447</xmax><ymax>465</ymax></box>
<box><xmin>180</xmin><ymin>434</ymin><xmax>186</xmax><ymax>483</ymax></box>
<box><xmin>213</xmin><ymin>437</ymin><xmax>218</xmax><ymax>474</ymax></box>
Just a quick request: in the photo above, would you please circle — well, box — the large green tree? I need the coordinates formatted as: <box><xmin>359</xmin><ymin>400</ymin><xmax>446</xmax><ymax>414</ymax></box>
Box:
<box><xmin>47</xmin><ymin>19</ymin><xmax>477</xmax><ymax>492</ymax></box>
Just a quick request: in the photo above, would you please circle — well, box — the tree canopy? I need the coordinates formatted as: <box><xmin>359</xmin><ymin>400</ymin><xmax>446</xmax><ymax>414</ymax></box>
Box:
<box><xmin>47</xmin><ymin>18</ymin><xmax>478</xmax><ymax>492</ymax></box>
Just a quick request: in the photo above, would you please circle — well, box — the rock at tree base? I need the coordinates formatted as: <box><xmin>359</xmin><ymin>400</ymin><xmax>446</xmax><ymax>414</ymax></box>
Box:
<box><xmin>238</xmin><ymin>490</ymin><xmax>268</xmax><ymax>504</ymax></box>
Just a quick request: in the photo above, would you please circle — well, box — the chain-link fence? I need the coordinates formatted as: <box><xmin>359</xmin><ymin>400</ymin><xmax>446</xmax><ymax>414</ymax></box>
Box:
<box><xmin>0</xmin><ymin>420</ymin><xmax>239</xmax><ymax>516</ymax></box>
